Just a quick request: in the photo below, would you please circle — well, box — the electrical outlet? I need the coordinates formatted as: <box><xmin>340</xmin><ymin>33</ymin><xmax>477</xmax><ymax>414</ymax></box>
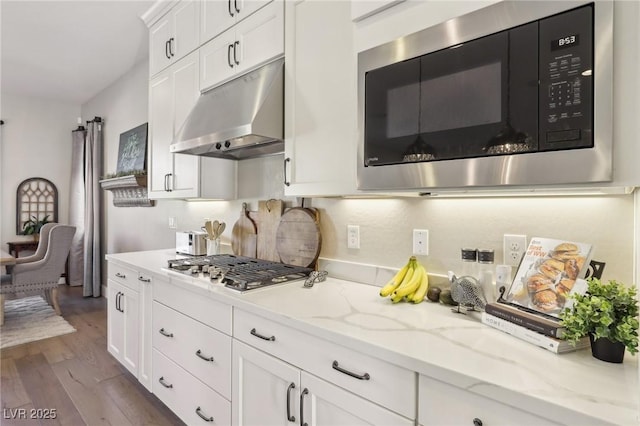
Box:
<box><xmin>413</xmin><ymin>229</ymin><xmax>429</xmax><ymax>255</ymax></box>
<box><xmin>503</xmin><ymin>234</ymin><xmax>527</xmax><ymax>266</ymax></box>
<box><xmin>347</xmin><ymin>225</ymin><xmax>360</xmax><ymax>249</ymax></box>
<box><xmin>168</xmin><ymin>217</ymin><xmax>177</xmax><ymax>229</ymax></box>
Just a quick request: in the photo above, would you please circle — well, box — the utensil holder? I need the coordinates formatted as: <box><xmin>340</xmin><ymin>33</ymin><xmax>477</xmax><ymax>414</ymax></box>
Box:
<box><xmin>207</xmin><ymin>238</ymin><xmax>220</xmax><ymax>256</ymax></box>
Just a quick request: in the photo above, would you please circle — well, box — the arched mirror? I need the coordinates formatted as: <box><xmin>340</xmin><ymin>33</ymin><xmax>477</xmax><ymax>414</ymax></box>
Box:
<box><xmin>16</xmin><ymin>177</ymin><xmax>58</xmax><ymax>235</ymax></box>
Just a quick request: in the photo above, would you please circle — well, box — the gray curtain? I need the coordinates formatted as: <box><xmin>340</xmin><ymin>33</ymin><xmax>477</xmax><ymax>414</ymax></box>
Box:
<box><xmin>69</xmin><ymin>118</ymin><xmax>102</xmax><ymax>297</ymax></box>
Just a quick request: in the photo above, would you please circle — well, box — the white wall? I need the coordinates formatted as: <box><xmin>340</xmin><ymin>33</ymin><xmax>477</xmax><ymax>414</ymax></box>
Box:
<box><xmin>0</xmin><ymin>93</ymin><xmax>79</xmax><ymax>246</ymax></box>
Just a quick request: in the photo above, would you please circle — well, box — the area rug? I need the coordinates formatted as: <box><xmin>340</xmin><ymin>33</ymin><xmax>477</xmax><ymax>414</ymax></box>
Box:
<box><xmin>1</xmin><ymin>296</ymin><xmax>76</xmax><ymax>349</ymax></box>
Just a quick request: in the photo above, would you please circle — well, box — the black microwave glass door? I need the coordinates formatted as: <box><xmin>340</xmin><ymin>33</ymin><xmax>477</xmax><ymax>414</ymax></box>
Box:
<box><xmin>364</xmin><ymin>22</ymin><xmax>539</xmax><ymax>166</ymax></box>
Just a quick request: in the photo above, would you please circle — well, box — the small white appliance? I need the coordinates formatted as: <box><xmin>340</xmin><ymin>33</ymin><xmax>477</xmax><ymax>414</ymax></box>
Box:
<box><xmin>175</xmin><ymin>231</ymin><xmax>207</xmax><ymax>256</ymax></box>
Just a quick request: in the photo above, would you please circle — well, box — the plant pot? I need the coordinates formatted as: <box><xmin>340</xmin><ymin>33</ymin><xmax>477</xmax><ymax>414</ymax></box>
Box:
<box><xmin>589</xmin><ymin>333</ymin><xmax>626</xmax><ymax>363</ymax></box>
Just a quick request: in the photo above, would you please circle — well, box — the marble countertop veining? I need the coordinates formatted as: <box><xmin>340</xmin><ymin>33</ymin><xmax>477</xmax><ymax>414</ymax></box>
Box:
<box><xmin>106</xmin><ymin>249</ymin><xmax>639</xmax><ymax>426</ymax></box>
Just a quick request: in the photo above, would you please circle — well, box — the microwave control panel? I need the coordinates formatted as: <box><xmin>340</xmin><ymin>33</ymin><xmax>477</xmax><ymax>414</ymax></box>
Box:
<box><xmin>538</xmin><ymin>4</ymin><xmax>593</xmax><ymax>150</ymax></box>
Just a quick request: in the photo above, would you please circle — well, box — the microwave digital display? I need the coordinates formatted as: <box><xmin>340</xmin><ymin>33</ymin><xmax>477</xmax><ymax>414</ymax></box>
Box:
<box><xmin>551</xmin><ymin>34</ymin><xmax>580</xmax><ymax>51</ymax></box>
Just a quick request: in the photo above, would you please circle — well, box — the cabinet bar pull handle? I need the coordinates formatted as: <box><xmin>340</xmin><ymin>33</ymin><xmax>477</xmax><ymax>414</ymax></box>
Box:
<box><xmin>115</xmin><ymin>292</ymin><xmax>120</xmax><ymax>312</ymax></box>
<box><xmin>228</xmin><ymin>0</ymin><xmax>234</xmax><ymax>17</ymax></box>
<box><xmin>250</xmin><ymin>328</ymin><xmax>275</xmax><ymax>341</ymax></box>
<box><xmin>118</xmin><ymin>292</ymin><xmax>125</xmax><ymax>313</ymax></box>
<box><xmin>299</xmin><ymin>388</ymin><xmax>308</xmax><ymax>426</ymax></box>
<box><xmin>164</xmin><ymin>173</ymin><xmax>169</xmax><ymax>191</ymax></box>
<box><xmin>196</xmin><ymin>407</ymin><xmax>214</xmax><ymax>422</ymax></box>
<box><xmin>167</xmin><ymin>173</ymin><xmax>173</xmax><ymax>192</ymax></box>
<box><xmin>228</xmin><ymin>44</ymin><xmax>234</xmax><ymax>68</ymax></box>
<box><xmin>233</xmin><ymin>40</ymin><xmax>240</xmax><ymax>65</ymax></box>
<box><xmin>286</xmin><ymin>382</ymin><xmax>296</xmax><ymax>422</ymax></box>
<box><xmin>169</xmin><ymin>37</ymin><xmax>175</xmax><ymax>57</ymax></box>
<box><xmin>234</xmin><ymin>0</ymin><xmax>240</xmax><ymax>14</ymax></box>
<box><xmin>138</xmin><ymin>276</ymin><xmax>151</xmax><ymax>283</ymax></box>
<box><xmin>196</xmin><ymin>350</ymin><xmax>214</xmax><ymax>362</ymax></box>
<box><xmin>473</xmin><ymin>418</ymin><xmax>483</xmax><ymax>426</ymax></box>
<box><xmin>332</xmin><ymin>360</ymin><xmax>370</xmax><ymax>380</ymax></box>
<box><xmin>158</xmin><ymin>376</ymin><xmax>173</xmax><ymax>388</ymax></box>
<box><xmin>165</xmin><ymin>40</ymin><xmax>170</xmax><ymax>59</ymax></box>
<box><xmin>115</xmin><ymin>272</ymin><xmax>126</xmax><ymax>278</ymax></box>
<box><xmin>159</xmin><ymin>328</ymin><xmax>174</xmax><ymax>338</ymax></box>
<box><xmin>284</xmin><ymin>157</ymin><xmax>291</xmax><ymax>186</ymax></box>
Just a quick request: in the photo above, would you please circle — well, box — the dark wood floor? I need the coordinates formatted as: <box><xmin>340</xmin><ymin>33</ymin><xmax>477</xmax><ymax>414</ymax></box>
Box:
<box><xmin>1</xmin><ymin>285</ymin><xmax>184</xmax><ymax>426</ymax></box>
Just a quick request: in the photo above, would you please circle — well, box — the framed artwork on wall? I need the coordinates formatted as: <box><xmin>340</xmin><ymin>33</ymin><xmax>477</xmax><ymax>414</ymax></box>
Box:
<box><xmin>116</xmin><ymin>123</ymin><xmax>148</xmax><ymax>174</ymax></box>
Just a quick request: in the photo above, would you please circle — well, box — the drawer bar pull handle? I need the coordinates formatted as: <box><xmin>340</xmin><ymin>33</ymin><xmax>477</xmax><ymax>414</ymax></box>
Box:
<box><xmin>158</xmin><ymin>376</ymin><xmax>173</xmax><ymax>389</ymax></box>
<box><xmin>138</xmin><ymin>276</ymin><xmax>151</xmax><ymax>282</ymax></box>
<box><xmin>115</xmin><ymin>272</ymin><xmax>126</xmax><ymax>278</ymax></box>
<box><xmin>196</xmin><ymin>350</ymin><xmax>215</xmax><ymax>362</ymax></box>
<box><xmin>299</xmin><ymin>388</ymin><xmax>308</xmax><ymax>426</ymax></box>
<box><xmin>286</xmin><ymin>382</ymin><xmax>296</xmax><ymax>422</ymax></box>
<box><xmin>159</xmin><ymin>328</ymin><xmax>174</xmax><ymax>338</ymax></box>
<box><xmin>473</xmin><ymin>418</ymin><xmax>483</xmax><ymax>426</ymax></box>
<box><xmin>332</xmin><ymin>360</ymin><xmax>370</xmax><ymax>380</ymax></box>
<box><xmin>196</xmin><ymin>407</ymin><xmax>214</xmax><ymax>422</ymax></box>
<box><xmin>250</xmin><ymin>328</ymin><xmax>275</xmax><ymax>341</ymax></box>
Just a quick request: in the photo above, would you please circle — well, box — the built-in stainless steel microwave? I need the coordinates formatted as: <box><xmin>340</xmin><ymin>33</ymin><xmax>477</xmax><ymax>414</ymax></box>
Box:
<box><xmin>357</xmin><ymin>1</ymin><xmax>613</xmax><ymax>192</ymax></box>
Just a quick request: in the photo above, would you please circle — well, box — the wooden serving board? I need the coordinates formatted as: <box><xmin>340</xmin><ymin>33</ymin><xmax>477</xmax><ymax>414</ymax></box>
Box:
<box><xmin>257</xmin><ymin>199</ymin><xmax>283</xmax><ymax>262</ymax></box>
<box><xmin>275</xmin><ymin>207</ymin><xmax>321</xmax><ymax>268</ymax></box>
<box><xmin>231</xmin><ymin>203</ymin><xmax>257</xmax><ymax>257</ymax></box>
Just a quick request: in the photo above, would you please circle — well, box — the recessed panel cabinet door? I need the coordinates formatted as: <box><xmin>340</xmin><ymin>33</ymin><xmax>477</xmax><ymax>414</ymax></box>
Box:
<box><xmin>107</xmin><ymin>280</ymin><xmax>124</xmax><ymax>360</ymax></box>
<box><xmin>149</xmin><ymin>16</ymin><xmax>173</xmax><ymax>77</ymax></box>
<box><xmin>299</xmin><ymin>372</ymin><xmax>413</xmax><ymax>426</ymax></box>
<box><xmin>234</xmin><ymin>0</ymin><xmax>283</xmax><ymax>74</ymax></box>
<box><xmin>200</xmin><ymin>28</ymin><xmax>237</xmax><ymax>91</ymax></box>
<box><xmin>284</xmin><ymin>0</ymin><xmax>358</xmax><ymax>196</ymax></box>
<box><xmin>201</xmin><ymin>0</ymin><xmax>236</xmax><ymax>44</ymax></box>
<box><xmin>171</xmin><ymin>53</ymin><xmax>200</xmax><ymax>195</ymax></box>
<box><xmin>148</xmin><ymin>72</ymin><xmax>173</xmax><ymax>197</ymax></box>
<box><xmin>232</xmin><ymin>340</ymin><xmax>300</xmax><ymax>426</ymax></box>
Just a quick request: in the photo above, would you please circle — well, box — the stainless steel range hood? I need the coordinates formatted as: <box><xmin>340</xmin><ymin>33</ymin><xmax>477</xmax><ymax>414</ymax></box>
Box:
<box><xmin>170</xmin><ymin>58</ymin><xmax>284</xmax><ymax>160</ymax></box>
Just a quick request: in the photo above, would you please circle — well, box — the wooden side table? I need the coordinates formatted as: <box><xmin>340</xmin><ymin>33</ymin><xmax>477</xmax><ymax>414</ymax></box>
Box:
<box><xmin>6</xmin><ymin>240</ymin><xmax>69</xmax><ymax>284</ymax></box>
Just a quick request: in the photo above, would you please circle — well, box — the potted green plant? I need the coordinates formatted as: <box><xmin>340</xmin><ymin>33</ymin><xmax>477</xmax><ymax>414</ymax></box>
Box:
<box><xmin>560</xmin><ymin>278</ymin><xmax>638</xmax><ymax>363</ymax></box>
<box><xmin>22</xmin><ymin>214</ymin><xmax>51</xmax><ymax>240</ymax></box>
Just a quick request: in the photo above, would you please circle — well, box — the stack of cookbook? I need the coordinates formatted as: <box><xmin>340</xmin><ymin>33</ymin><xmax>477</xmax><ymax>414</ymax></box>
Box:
<box><xmin>482</xmin><ymin>237</ymin><xmax>597</xmax><ymax>353</ymax></box>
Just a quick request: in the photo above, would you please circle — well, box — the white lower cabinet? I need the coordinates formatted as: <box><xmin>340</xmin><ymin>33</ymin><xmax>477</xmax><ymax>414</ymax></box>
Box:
<box><xmin>106</xmin><ymin>262</ymin><xmax>154</xmax><ymax>391</ymax></box>
<box><xmin>151</xmin><ymin>279</ymin><xmax>233</xmax><ymax>423</ymax></box>
<box><xmin>232</xmin><ymin>340</ymin><xmax>412</xmax><ymax>426</ymax></box>
<box><xmin>153</xmin><ymin>348</ymin><xmax>231</xmax><ymax>425</ymax></box>
<box><xmin>232</xmin><ymin>308</ymin><xmax>415</xmax><ymax>425</ymax></box>
<box><xmin>107</xmin><ymin>279</ymin><xmax>139</xmax><ymax>376</ymax></box>
<box><xmin>418</xmin><ymin>375</ymin><xmax>562</xmax><ymax>426</ymax></box>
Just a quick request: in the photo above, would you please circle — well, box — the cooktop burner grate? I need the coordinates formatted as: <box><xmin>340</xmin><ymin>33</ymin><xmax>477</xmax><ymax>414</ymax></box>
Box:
<box><xmin>167</xmin><ymin>254</ymin><xmax>314</xmax><ymax>292</ymax></box>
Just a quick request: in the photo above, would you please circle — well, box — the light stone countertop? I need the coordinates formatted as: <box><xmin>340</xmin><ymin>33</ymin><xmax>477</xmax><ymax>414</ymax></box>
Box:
<box><xmin>107</xmin><ymin>249</ymin><xmax>639</xmax><ymax>426</ymax></box>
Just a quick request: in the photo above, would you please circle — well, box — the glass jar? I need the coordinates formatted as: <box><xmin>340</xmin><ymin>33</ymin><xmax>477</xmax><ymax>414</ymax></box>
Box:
<box><xmin>478</xmin><ymin>249</ymin><xmax>495</xmax><ymax>302</ymax></box>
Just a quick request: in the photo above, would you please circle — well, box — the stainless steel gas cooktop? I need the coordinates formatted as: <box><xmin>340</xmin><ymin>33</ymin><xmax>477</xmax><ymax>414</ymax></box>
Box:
<box><xmin>166</xmin><ymin>254</ymin><xmax>314</xmax><ymax>292</ymax></box>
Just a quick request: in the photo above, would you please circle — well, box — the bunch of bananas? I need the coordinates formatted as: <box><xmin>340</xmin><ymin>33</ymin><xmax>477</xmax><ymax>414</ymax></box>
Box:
<box><xmin>379</xmin><ymin>256</ymin><xmax>429</xmax><ymax>304</ymax></box>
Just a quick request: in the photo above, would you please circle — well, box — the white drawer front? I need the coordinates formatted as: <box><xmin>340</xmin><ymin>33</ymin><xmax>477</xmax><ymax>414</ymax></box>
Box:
<box><xmin>153</xmin><ymin>301</ymin><xmax>232</xmax><ymax>399</ymax></box>
<box><xmin>233</xmin><ymin>309</ymin><xmax>416</xmax><ymax>418</ymax></box>
<box><xmin>154</xmin><ymin>279</ymin><xmax>232</xmax><ymax>334</ymax></box>
<box><xmin>419</xmin><ymin>375</ymin><xmax>562</xmax><ymax>426</ymax></box>
<box><xmin>153</xmin><ymin>349</ymin><xmax>231</xmax><ymax>425</ymax></box>
<box><xmin>108</xmin><ymin>263</ymin><xmax>139</xmax><ymax>292</ymax></box>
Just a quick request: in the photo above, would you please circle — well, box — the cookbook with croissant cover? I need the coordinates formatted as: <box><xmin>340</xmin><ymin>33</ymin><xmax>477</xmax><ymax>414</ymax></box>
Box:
<box><xmin>505</xmin><ymin>237</ymin><xmax>593</xmax><ymax>318</ymax></box>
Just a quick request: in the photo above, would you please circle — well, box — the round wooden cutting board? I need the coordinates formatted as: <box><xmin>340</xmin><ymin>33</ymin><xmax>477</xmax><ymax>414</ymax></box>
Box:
<box><xmin>275</xmin><ymin>208</ymin><xmax>321</xmax><ymax>268</ymax></box>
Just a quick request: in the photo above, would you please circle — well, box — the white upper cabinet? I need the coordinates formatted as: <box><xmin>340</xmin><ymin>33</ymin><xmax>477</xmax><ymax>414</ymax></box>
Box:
<box><xmin>284</xmin><ymin>0</ymin><xmax>359</xmax><ymax>196</ymax></box>
<box><xmin>200</xmin><ymin>0</ymin><xmax>283</xmax><ymax>91</ymax></box>
<box><xmin>148</xmin><ymin>51</ymin><xmax>237</xmax><ymax>200</ymax></box>
<box><xmin>149</xmin><ymin>0</ymin><xmax>200</xmax><ymax>77</ymax></box>
<box><xmin>201</xmin><ymin>0</ymin><xmax>273</xmax><ymax>44</ymax></box>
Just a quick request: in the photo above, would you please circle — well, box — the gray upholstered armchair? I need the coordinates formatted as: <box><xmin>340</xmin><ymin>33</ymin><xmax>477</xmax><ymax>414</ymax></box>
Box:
<box><xmin>0</xmin><ymin>224</ymin><xmax>76</xmax><ymax>325</ymax></box>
